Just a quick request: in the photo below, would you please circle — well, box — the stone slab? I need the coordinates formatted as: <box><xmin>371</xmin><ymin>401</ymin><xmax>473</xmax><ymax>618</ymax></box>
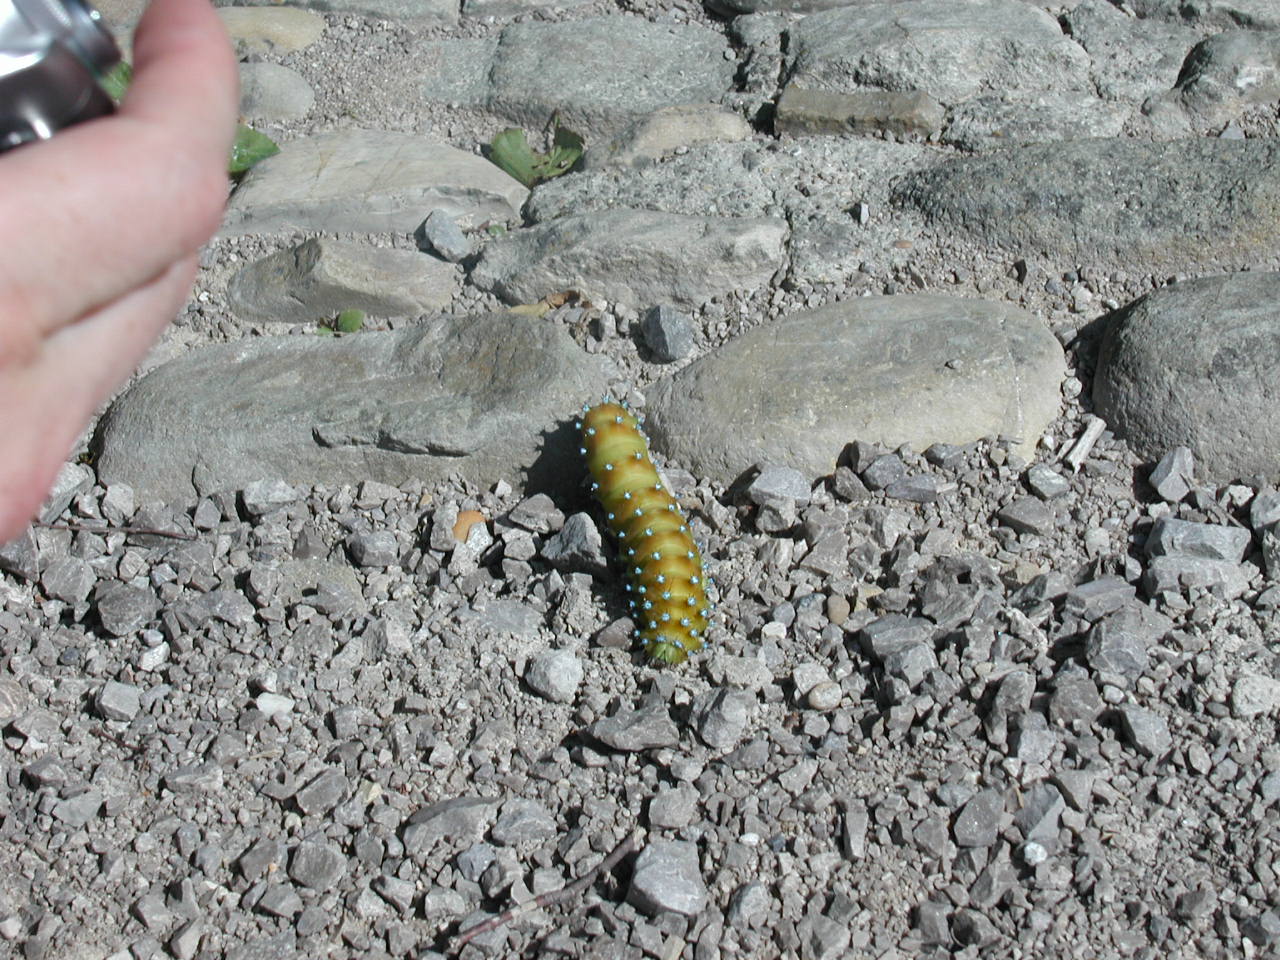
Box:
<box><xmin>785</xmin><ymin>0</ymin><xmax>1090</xmax><ymax>104</ymax></box>
<box><xmin>222</xmin><ymin>130</ymin><xmax>528</xmax><ymax>237</ymax></box>
<box><xmin>485</xmin><ymin>17</ymin><xmax>736</xmax><ymax>141</ymax></box>
<box><xmin>646</xmin><ymin>295</ymin><xmax>1065</xmax><ymax>485</ymax></box>
<box><xmin>584</xmin><ymin>104</ymin><xmax>753</xmax><ymax>171</ymax></box>
<box><xmin>1094</xmin><ymin>271</ymin><xmax>1280</xmax><ymax>484</ymax></box>
<box><xmin>894</xmin><ymin>138</ymin><xmax>1280</xmax><ymax>272</ymax></box>
<box><xmin>216</xmin><ymin>0</ymin><xmax>456</xmax><ymax>23</ymax></box>
<box><xmin>775</xmin><ymin>85</ymin><xmax>944</xmax><ymax>139</ymax></box>
<box><xmin>215</xmin><ymin>6</ymin><xmax>327</xmax><ymax>57</ymax></box>
<box><xmin>471</xmin><ymin>208</ymin><xmax>788</xmax><ymax>309</ymax></box>
<box><xmin>228</xmin><ymin>239</ymin><xmax>457</xmax><ymax>323</ymax></box>
<box><xmin>93</xmin><ymin>314</ymin><xmax>610</xmax><ymax>504</ymax></box>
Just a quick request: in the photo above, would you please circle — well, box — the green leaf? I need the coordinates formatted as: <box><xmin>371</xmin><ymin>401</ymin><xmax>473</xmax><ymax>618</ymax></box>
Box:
<box><xmin>229</xmin><ymin>125</ymin><xmax>280</xmax><ymax>175</ymax></box>
<box><xmin>489</xmin><ymin>128</ymin><xmax>540</xmax><ymax>187</ymax></box>
<box><xmin>487</xmin><ymin>122</ymin><xmax>584</xmax><ymax>188</ymax></box>
<box><xmin>335</xmin><ymin>309</ymin><xmax>365</xmax><ymax>333</ymax></box>
<box><xmin>100</xmin><ymin>60</ymin><xmax>132</xmax><ymax>101</ymax></box>
<box><xmin>537</xmin><ymin>124</ymin><xmax>584</xmax><ymax>180</ymax></box>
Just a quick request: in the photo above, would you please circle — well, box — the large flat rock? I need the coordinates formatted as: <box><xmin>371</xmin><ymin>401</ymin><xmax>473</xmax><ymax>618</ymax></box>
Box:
<box><xmin>785</xmin><ymin>0</ymin><xmax>1090</xmax><ymax>104</ymax></box>
<box><xmin>485</xmin><ymin>18</ymin><xmax>735</xmax><ymax>140</ymax></box>
<box><xmin>238</xmin><ymin>62</ymin><xmax>315</xmax><ymax>123</ymax></box>
<box><xmin>646</xmin><ymin>295</ymin><xmax>1065</xmax><ymax>485</ymax></box>
<box><xmin>227</xmin><ymin>239</ymin><xmax>457</xmax><ymax>324</ymax></box>
<box><xmin>1168</xmin><ymin>31</ymin><xmax>1280</xmax><ymax>127</ymax></box>
<box><xmin>419</xmin><ymin>18</ymin><xmax>735</xmax><ymax>142</ymax></box>
<box><xmin>1128</xmin><ymin>0</ymin><xmax>1280</xmax><ymax>28</ymax></box>
<box><xmin>942</xmin><ymin>92</ymin><xmax>1131</xmax><ymax>150</ymax></box>
<box><xmin>1094</xmin><ymin>272</ymin><xmax>1280</xmax><ymax>484</ymax></box>
<box><xmin>529</xmin><ymin>139</ymin><xmax>932</xmax><ymax>224</ymax></box>
<box><xmin>775</xmin><ymin>85</ymin><xmax>945</xmax><ymax>140</ymax></box>
<box><xmin>583</xmin><ymin>104</ymin><xmax>753</xmax><ymax>172</ymax></box>
<box><xmin>709</xmin><ymin>0</ymin><xmax>861</xmax><ymax>13</ymax></box>
<box><xmin>525</xmin><ymin>138</ymin><xmax>934</xmax><ymax>290</ymax></box>
<box><xmin>1061</xmin><ymin>0</ymin><xmax>1193</xmax><ymax>103</ymax></box>
<box><xmin>222</xmin><ymin>130</ymin><xmax>528</xmax><ymax>237</ymax></box>
<box><xmin>215</xmin><ymin>0</ymin><xmax>456</xmax><ymax>23</ymax></box>
<box><xmin>214</xmin><ymin>6</ymin><xmax>327</xmax><ymax>57</ymax></box>
<box><xmin>93</xmin><ymin>314</ymin><xmax>610</xmax><ymax>504</ymax></box>
<box><xmin>893</xmin><ymin>138</ymin><xmax>1280</xmax><ymax>272</ymax></box>
<box><xmin>471</xmin><ymin>208</ymin><xmax>788</xmax><ymax>310</ymax></box>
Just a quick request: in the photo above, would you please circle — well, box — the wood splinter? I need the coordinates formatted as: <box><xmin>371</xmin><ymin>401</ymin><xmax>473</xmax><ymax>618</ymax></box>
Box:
<box><xmin>33</xmin><ymin>519</ymin><xmax>198</xmax><ymax>541</ymax></box>
<box><xmin>452</xmin><ymin>829</ymin><xmax>643</xmax><ymax>951</ymax></box>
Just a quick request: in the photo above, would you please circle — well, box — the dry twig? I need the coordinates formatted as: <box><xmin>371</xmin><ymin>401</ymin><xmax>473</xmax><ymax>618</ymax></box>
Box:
<box><xmin>452</xmin><ymin>829</ymin><xmax>643</xmax><ymax>951</ymax></box>
<box><xmin>34</xmin><ymin>520</ymin><xmax>198</xmax><ymax>541</ymax></box>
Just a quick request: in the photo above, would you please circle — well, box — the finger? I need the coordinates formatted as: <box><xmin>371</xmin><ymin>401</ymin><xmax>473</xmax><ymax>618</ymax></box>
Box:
<box><xmin>125</xmin><ymin>0</ymin><xmax>242</xmax><ymax>160</ymax></box>
<box><xmin>0</xmin><ymin>0</ymin><xmax>238</xmax><ymax>347</ymax></box>
<box><xmin>0</xmin><ymin>258</ymin><xmax>196</xmax><ymax>544</ymax></box>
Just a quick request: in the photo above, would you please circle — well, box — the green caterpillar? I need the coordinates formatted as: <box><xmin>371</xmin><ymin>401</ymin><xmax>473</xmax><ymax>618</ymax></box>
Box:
<box><xmin>577</xmin><ymin>401</ymin><xmax>711</xmax><ymax>665</ymax></box>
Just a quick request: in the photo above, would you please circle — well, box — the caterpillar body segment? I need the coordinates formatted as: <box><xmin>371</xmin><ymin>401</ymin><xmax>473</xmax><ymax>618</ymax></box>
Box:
<box><xmin>577</xmin><ymin>401</ymin><xmax>711</xmax><ymax>665</ymax></box>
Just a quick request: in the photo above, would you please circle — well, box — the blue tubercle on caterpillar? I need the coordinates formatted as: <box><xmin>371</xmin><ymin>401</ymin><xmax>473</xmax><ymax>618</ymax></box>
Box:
<box><xmin>577</xmin><ymin>400</ymin><xmax>711</xmax><ymax>665</ymax></box>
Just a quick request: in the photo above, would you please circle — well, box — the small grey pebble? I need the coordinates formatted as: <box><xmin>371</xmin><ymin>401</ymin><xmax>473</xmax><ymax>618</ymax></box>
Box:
<box><xmin>588</xmin><ymin>702</ymin><xmax>679</xmax><ymax>751</ymax></box>
<box><xmin>746</xmin><ymin>464</ymin><xmax>810</xmax><ymax>506</ymax></box>
<box><xmin>1243</xmin><ymin>909</ymin><xmax>1280</xmax><ymax>947</ymax></box>
<box><xmin>915</xmin><ymin>900</ymin><xmax>951</xmax><ymax>945</ymax></box>
<box><xmin>508</xmin><ymin>493</ymin><xmax>565</xmax><ymax>534</ymax></box>
<box><xmin>861</xmin><ymin>454</ymin><xmax>907</xmax><ymax>491</ymax></box>
<box><xmin>690</xmin><ymin>687</ymin><xmax>752</xmax><ymax>751</ymax></box>
<box><xmin>100</xmin><ymin>482</ymin><xmax>136</xmax><ymax>522</ymax></box>
<box><xmin>491</xmin><ymin>798</ymin><xmax>556</xmax><ymax>845</ymax></box>
<box><xmin>1085</xmin><ymin>606</ymin><xmax>1164</xmax><ymax>682</ymax></box>
<box><xmin>256</xmin><ymin>884</ymin><xmax>302</xmax><ymax>918</ymax></box>
<box><xmin>1231</xmin><ymin>675</ymin><xmax>1280</xmax><ymax>719</ymax></box>
<box><xmin>289</xmin><ymin>841</ymin><xmax>347</xmax><ymax>890</ymax></box>
<box><xmin>241</xmin><ymin>479</ymin><xmax>298</xmax><ymax>516</ymax></box>
<box><xmin>524</xmin><ymin>649</ymin><xmax>583</xmax><ymax>703</ymax></box>
<box><xmin>727</xmin><ymin>882</ymin><xmax>770</xmax><ymax>929</ymax></box>
<box><xmin>347</xmin><ymin>531</ymin><xmax>400</xmax><ymax>567</ymax></box>
<box><xmin>649</xmin><ymin>786</ymin><xmax>698</xmax><ymax>829</ymax></box>
<box><xmin>1146</xmin><ymin>517</ymin><xmax>1250</xmax><ymax>562</ymax></box>
<box><xmin>997</xmin><ymin>496</ymin><xmax>1056</xmax><ymax>536</ymax></box>
<box><xmin>1117</xmin><ymin>704</ymin><xmax>1172</xmax><ymax>758</ymax></box>
<box><xmin>456</xmin><ymin>842</ymin><xmax>496</xmax><ymax>882</ymax></box>
<box><xmin>95</xmin><ymin>680</ymin><xmax>141</xmax><ymax>721</ymax></box>
<box><xmin>1148</xmin><ymin>446</ymin><xmax>1195</xmax><ymax>502</ymax></box>
<box><xmin>94</xmin><ymin>583</ymin><xmax>160</xmax><ymax>637</ymax></box>
<box><xmin>640</xmin><ymin>305</ymin><xmax>695</xmax><ymax>362</ymax></box>
<box><xmin>627</xmin><ymin>839</ymin><xmax>708</xmax><ymax>917</ymax></box>
<box><xmin>40</xmin><ymin>556</ymin><xmax>95</xmax><ymax>604</ymax></box>
<box><xmin>294</xmin><ymin>768</ymin><xmax>349</xmax><ymax>815</ymax></box>
<box><xmin>416</xmin><ymin>209</ymin><xmax>471</xmax><ymax>262</ymax></box>
<box><xmin>541</xmin><ymin>513</ymin><xmax>608</xmax><ymax>576</ymax></box>
<box><xmin>885</xmin><ymin>474</ymin><xmax>941</xmax><ymax>503</ymax></box>
<box><xmin>1025</xmin><ymin>464</ymin><xmax>1069</xmax><ymax>499</ymax></box>
<box><xmin>373</xmin><ymin>875</ymin><xmax>417</xmax><ymax>915</ymax></box>
<box><xmin>924</xmin><ymin>443</ymin><xmax>965</xmax><ymax>469</ymax></box>
<box><xmin>953</xmin><ymin>789</ymin><xmax>1003</xmax><ymax>847</ymax></box>
<box><xmin>132</xmin><ymin>894</ymin><xmax>172</xmax><ymax>932</ymax></box>
<box><xmin>168</xmin><ymin>919</ymin><xmax>202</xmax><ymax>960</ymax></box>
<box><xmin>52</xmin><ymin>791</ymin><xmax>102</xmax><ymax>828</ymax></box>
<box><xmin>237</xmin><ymin>837</ymin><xmax>284</xmax><ymax>881</ymax></box>
<box><xmin>255</xmin><ymin>693</ymin><xmax>295</xmax><ymax>718</ymax></box>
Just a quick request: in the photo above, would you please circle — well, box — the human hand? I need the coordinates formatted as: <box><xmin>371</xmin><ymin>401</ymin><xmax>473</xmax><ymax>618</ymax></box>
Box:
<box><xmin>0</xmin><ymin>0</ymin><xmax>238</xmax><ymax>544</ymax></box>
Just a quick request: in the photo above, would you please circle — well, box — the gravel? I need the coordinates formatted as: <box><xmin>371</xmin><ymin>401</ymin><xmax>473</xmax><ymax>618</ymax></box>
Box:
<box><xmin>2</xmin><ymin>0</ymin><xmax>1277</xmax><ymax>957</ymax></box>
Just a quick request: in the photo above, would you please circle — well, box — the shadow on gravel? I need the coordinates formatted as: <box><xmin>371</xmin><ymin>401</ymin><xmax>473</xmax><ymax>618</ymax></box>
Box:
<box><xmin>525</xmin><ymin>418</ymin><xmax>595</xmax><ymax>506</ymax></box>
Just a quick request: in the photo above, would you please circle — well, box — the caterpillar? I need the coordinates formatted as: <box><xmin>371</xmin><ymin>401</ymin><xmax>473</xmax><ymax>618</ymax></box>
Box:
<box><xmin>577</xmin><ymin>400</ymin><xmax>711</xmax><ymax>665</ymax></box>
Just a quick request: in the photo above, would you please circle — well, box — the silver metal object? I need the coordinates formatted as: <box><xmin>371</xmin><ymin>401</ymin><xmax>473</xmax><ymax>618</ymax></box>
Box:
<box><xmin>0</xmin><ymin>0</ymin><xmax>120</xmax><ymax>150</ymax></box>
